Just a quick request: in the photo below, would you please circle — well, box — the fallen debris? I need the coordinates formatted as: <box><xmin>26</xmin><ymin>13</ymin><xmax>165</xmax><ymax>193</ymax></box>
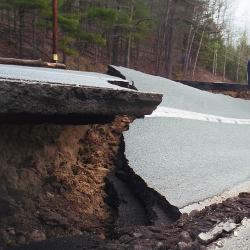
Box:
<box><xmin>208</xmin><ymin>218</ymin><xmax>250</xmax><ymax>249</ymax></box>
<box><xmin>197</xmin><ymin>220</ymin><xmax>238</xmax><ymax>245</ymax></box>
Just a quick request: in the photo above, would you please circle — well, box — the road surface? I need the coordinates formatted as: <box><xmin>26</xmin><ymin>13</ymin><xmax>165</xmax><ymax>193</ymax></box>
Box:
<box><xmin>113</xmin><ymin>66</ymin><xmax>250</xmax><ymax>208</ymax></box>
<box><xmin>0</xmin><ymin>64</ymin><xmax>130</xmax><ymax>90</ymax></box>
<box><xmin>0</xmin><ymin>64</ymin><xmax>162</xmax><ymax>124</ymax></box>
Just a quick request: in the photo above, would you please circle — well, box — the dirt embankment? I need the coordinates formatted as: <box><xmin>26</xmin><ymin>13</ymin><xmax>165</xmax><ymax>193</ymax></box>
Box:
<box><xmin>0</xmin><ymin>116</ymin><xmax>130</xmax><ymax>248</ymax></box>
<box><xmin>211</xmin><ymin>90</ymin><xmax>250</xmax><ymax>100</ymax></box>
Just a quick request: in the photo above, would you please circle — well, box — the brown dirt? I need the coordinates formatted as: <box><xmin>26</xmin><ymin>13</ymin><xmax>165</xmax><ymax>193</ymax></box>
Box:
<box><xmin>6</xmin><ymin>192</ymin><xmax>250</xmax><ymax>250</ymax></box>
<box><xmin>0</xmin><ymin>116</ymin><xmax>130</xmax><ymax>248</ymax></box>
<box><xmin>179</xmin><ymin>67</ymin><xmax>232</xmax><ymax>83</ymax></box>
<box><xmin>109</xmin><ymin>192</ymin><xmax>250</xmax><ymax>249</ymax></box>
<box><xmin>65</xmin><ymin>56</ymin><xmax>107</xmax><ymax>73</ymax></box>
<box><xmin>0</xmin><ymin>41</ymin><xmax>15</xmax><ymax>59</ymax></box>
<box><xmin>211</xmin><ymin>90</ymin><xmax>250</xmax><ymax>100</ymax></box>
<box><xmin>0</xmin><ymin>38</ymin><xmax>106</xmax><ymax>74</ymax></box>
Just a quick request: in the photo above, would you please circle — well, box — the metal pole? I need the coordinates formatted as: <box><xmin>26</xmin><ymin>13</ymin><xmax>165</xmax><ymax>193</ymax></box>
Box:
<box><xmin>52</xmin><ymin>0</ymin><xmax>58</xmax><ymax>63</ymax></box>
<box><xmin>248</xmin><ymin>60</ymin><xmax>250</xmax><ymax>86</ymax></box>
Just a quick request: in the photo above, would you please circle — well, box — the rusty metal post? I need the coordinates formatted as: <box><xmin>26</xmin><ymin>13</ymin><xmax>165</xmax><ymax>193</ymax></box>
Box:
<box><xmin>52</xmin><ymin>0</ymin><xmax>58</xmax><ymax>63</ymax></box>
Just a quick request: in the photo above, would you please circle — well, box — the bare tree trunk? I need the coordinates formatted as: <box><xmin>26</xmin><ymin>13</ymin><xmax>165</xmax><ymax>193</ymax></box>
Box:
<box><xmin>7</xmin><ymin>10</ymin><xmax>11</xmax><ymax>45</ymax></box>
<box><xmin>126</xmin><ymin>33</ymin><xmax>132</xmax><ymax>68</ymax></box>
<box><xmin>126</xmin><ymin>2</ymin><xmax>134</xmax><ymax>68</ymax></box>
<box><xmin>223</xmin><ymin>33</ymin><xmax>230</xmax><ymax>81</ymax></box>
<box><xmin>183</xmin><ymin>25</ymin><xmax>193</xmax><ymax>76</ymax></box>
<box><xmin>165</xmin><ymin>0</ymin><xmax>177</xmax><ymax>78</ymax></box>
<box><xmin>192</xmin><ymin>24</ymin><xmax>206</xmax><ymax>80</ymax></box>
<box><xmin>155</xmin><ymin>0</ymin><xmax>170</xmax><ymax>75</ymax></box>
<box><xmin>185</xmin><ymin>24</ymin><xmax>199</xmax><ymax>77</ymax></box>
<box><xmin>212</xmin><ymin>49</ymin><xmax>218</xmax><ymax>76</ymax></box>
<box><xmin>18</xmin><ymin>9</ymin><xmax>25</xmax><ymax>58</ymax></box>
<box><xmin>236</xmin><ymin>55</ymin><xmax>241</xmax><ymax>82</ymax></box>
<box><xmin>112</xmin><ymin>27</ymin><xmax>119</xmax><ymax>65</ymax></box>
<box><xmin>223</xmin><ymin>47</ymin><xmax>227</xmax><ymax>81</ymax></box>
<box><xmin>32</xmin><ymin>12</ymin><xmax>37</xmax><ymax>58</ymax></box>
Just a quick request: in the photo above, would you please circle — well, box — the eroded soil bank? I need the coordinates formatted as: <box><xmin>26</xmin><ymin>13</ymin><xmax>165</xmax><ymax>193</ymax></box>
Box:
<box><xmin>0</xmin><ymin>115</ymin><xmax>181</xmax><ymax>250</ymax></box>
<box><xmin>1</xmin><ymin>107</ymin><xmax>250</xmax><ymax>250</ymax></box>
<box><xmin>0</xmin><ymin>116</ymin><xmax>131</xmax><ymax>248</ymax></box>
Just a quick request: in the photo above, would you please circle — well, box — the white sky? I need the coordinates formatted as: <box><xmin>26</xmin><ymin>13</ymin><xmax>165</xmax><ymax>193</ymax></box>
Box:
<box><xmin>230</xmin><ymin>0</ymin><xmax>250</xmax><ymax>38</ymax></box>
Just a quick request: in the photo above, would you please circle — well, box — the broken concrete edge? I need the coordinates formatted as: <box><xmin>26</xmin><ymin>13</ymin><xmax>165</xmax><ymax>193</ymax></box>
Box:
<box><xmin>207</xmin><ymin>218</ymin><xmax>250</xmax><ymax>249</ymax></box>
<box><xmin>0</xmin><ymin>78</ymin><xmax>162</xmax><ymax>124</ymax></box>
<box><xmin>106</xmin><ymin>65</ymin><xmax>138</xmax><ymax>90</ymax></box>
<box><xmin>105</xmin><ymin>134</ymin><xmax>181</xmax><ymax>230</ymax></box>
<box><xmin>197</xmin><ymin>219</ymin><xmax>238</xmax><ymax>245</ymax></box>
<box><xmin>106</xmin><ymin>66</ymin><xmax>181</xmax><ymax>225</ymax></box>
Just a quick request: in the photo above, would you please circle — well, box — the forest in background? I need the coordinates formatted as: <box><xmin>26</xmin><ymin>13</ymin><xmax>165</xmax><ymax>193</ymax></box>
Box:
<box><xmin>0</xmin><ymin>0</ymin><xmax>249</xmax><ymax>82</ymax></box>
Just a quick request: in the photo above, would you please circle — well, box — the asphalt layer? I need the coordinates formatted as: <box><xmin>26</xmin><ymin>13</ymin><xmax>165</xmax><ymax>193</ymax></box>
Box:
<box><xmin>114</xmin><ymin>66</ymin><xmax>250</xmax><ymax>119</ymax></box>
<box><xmin>0</xmin><ymin>64</ymin><xmax>130</xmax><ymax>90</ymax></box>
<box><xmin>114</xmin><ymin>66</ymin><xmax>250</xmax><ymax>208</ymax></box>
<box><xmin>124</xmin><ymin>117</ymin><xmax>250</xmax><ymax>208</ymax></box>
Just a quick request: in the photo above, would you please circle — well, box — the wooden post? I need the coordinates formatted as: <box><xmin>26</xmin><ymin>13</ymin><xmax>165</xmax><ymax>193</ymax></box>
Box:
<box><xmin>52</xmin><ymin>0</ymin><xmax>58</xmax><ymax>63</ymax></box>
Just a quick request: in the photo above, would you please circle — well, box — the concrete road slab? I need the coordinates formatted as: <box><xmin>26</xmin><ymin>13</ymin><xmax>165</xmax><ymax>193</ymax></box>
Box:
<box><xmin>115</xmin><ymin>67</ymin><xmax>250</xmax><ymax>208</ymax></box>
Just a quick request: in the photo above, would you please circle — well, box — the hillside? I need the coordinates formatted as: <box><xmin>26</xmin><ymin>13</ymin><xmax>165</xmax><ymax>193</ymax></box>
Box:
<box><xmin>0</xmin><ymin>38</ymin><xmax>233</xmax><ymax>83</ymax></box>
<box><xmin>0</xmin><ymin>0</ymin><xmax>248</xmax><ymax>82</ymax></box>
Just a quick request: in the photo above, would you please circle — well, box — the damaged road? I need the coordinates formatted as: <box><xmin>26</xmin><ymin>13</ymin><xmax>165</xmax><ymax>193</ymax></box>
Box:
<box><xmin>6</xmin><ymin>190</ymin><xmax>250</xmax><ymax>249</ymax></box>
<box><xmin>106</xmin><ymin>135</ymin><xmax>181</xmax><ymax>228</ymax></box>
<box><xmin>110</xmin><ymin>66</ymin><xmax>250</xmax><ymax>210</ymax></box>
<box><xmin>3</xmin><ymin>64</ymin><xmax>250</xmax><ymax>250</ymax></box>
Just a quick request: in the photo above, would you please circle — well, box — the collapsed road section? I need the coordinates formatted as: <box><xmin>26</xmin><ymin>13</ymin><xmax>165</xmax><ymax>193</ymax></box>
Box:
<box><xmin>0</xmin><ymin>64</ymin><xmax>162</xmax><ymax>124</ymax></box>
<box><xmin>5</xmin><ymin>65</ymin><xmax>250</xmax><ymax>250</ymax></box>
<box><xmin>0</xmin><ymin>64</ymin><xmax>189</xmax><ymax>250</ymax></box>
<box><xmin>109</xmin><ymin>66</ymin><xmax>250</xmax><ymax>209</ymax></box>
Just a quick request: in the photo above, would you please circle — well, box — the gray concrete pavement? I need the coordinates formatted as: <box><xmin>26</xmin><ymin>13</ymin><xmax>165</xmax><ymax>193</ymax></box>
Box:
<box><xmin>114</xmin><ymin>66</ymin><xmax>250</xmax><ymax>119</ymax></box>
<box><xmin>124</xmin><ymin>118</ymin><xmax>250</xmax><ymax>208</ymax></box>
<box><xmin>115</xmin><ymin>66</ymin><xmax>250</xmax><ymax>208</ymax></box>
<box><xmin>0</xmin><ymin>65</ymin><xmax>162</xmax><ymax>124</ymax></box>
<box><xmin>0</xmin><ymin>64</ymin><xmax>130</xmax><ymax>90</ymax></box>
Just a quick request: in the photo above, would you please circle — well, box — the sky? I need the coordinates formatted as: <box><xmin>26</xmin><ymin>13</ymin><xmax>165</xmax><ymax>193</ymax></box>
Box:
<box><xmin>230</xmin><ymin>0</ymin><xmax>250</xmax><ymax>38</ymax></box>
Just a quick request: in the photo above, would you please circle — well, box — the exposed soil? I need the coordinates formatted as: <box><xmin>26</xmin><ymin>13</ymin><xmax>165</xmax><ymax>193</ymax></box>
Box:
<box><xmin>106</xmin><ymin>136</ymin><xmax>181</xmax><ymax>228</ymax></box>
<box><xmin>5</xmin><ymin>189</ymin><xmax>250</xmax><ymax>249</ymax></box>
<box><xmin>211</xmin><ymin>90</ymin><xmax>250</xmax><ymax>100</ymax></box>
<box><xmin>0</xmin><ymin>116</ymin><xmax>130</xmax><ymax>248</ymax></box>
<box><xmin>179</xmin><ymin>67</ymin><xmax>232</xmax><ymax>83</ymax></box>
